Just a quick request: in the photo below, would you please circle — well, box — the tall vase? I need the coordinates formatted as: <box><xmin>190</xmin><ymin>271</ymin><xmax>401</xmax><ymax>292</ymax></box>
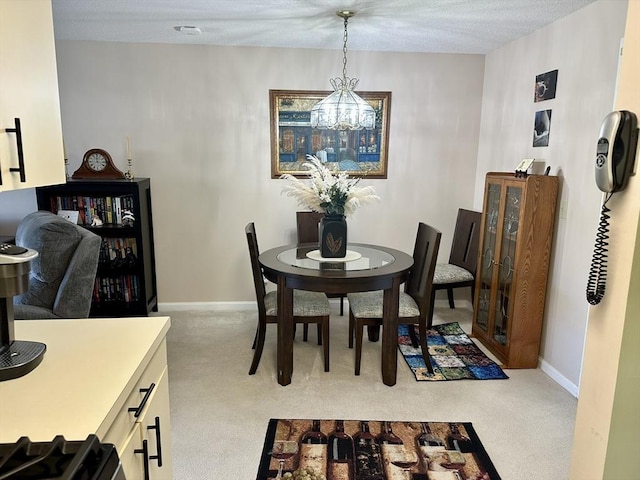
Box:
<box><xmin>320</xmin><ymin>214</ymin><xmax>347</xmax><ymax>258</ymax></box>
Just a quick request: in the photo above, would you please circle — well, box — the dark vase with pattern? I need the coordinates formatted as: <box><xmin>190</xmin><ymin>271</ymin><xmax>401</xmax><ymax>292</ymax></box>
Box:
<box><xmin>320</xmin><ymin>214</ymin><xmax>347</xmax><ymax>258</ymax></box>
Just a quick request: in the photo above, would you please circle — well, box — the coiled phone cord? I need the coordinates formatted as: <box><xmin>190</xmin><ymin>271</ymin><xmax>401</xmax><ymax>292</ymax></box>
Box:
<box><xmin>586</xmin><ymin>193</ymin><xmax>612</xmax><ymax>305</ymax></box>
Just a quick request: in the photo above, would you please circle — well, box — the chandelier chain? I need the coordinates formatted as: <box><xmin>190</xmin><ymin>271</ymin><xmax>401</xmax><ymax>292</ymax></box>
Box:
<box><xmin>342</xmin><ymin>15</ymin><xmax>349</xmax><ymax>83</ymax></box>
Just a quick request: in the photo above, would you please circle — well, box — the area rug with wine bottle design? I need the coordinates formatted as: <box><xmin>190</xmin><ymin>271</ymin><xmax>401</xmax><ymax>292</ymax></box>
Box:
<box><xmin>398</xmin><ymin>322</ymin><xmax>509</xmax><ymax>381</ymax></box>
<box><xmin>256</xmin><ymin>418</ymin><xmax>501</xmax><ymax>480</ymax></box>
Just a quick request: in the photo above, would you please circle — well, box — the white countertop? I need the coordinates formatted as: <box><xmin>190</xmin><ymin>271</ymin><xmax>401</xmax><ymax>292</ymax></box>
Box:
<box><xmin>0</xmin><ymin>316</ymin><xmax>170</xmax><ymax>443</ymax></box>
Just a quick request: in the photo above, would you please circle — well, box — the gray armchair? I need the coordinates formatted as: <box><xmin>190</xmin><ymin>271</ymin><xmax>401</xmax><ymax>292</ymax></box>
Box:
<box><xmin>13</xmin><ymin>210</ymin><xmax>101</xmax><ymax>319</ymax></box>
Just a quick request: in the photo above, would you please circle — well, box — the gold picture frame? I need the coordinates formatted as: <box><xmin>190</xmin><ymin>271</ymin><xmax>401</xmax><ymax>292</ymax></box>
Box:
<box><xmin>269</xmin><ymin>89</ymin><xmax>391</xmax><ymax>178</ymax></box>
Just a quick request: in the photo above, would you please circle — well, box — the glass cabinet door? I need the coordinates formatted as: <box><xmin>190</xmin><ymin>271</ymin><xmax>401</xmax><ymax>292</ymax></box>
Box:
<box><xmin>492</xmin><ymin>185</ymin><xmax>522</xmax><ymax>346</ymax></box>
<box><xmin>475</xmin><ymin>182</ymin><xmax>502</xmax><ymax>333</ymax></box>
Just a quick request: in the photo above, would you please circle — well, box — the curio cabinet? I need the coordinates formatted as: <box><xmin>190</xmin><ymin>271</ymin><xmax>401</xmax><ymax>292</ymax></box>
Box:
<box><xmin>472</xmin><ymin>172</ymin><xmax>558</xmax><ymax>368</ymax></box>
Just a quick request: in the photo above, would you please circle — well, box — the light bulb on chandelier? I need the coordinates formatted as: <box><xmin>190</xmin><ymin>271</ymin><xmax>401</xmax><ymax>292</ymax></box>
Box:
<box><xmin>310</xmin><ymin>10</ymin><xmax>376</xmax><ymax>131</ymax></box>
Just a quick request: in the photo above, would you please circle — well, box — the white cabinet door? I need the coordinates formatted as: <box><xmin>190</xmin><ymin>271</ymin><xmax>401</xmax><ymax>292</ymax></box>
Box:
<box><xmin>0</xmin><ymin>0</ymin><xmax>65</xmax><ymax>192</ymax></box>
<box><xmin>119</xmin><ymin>367</ymin><xmax>173</xmax><ymax>480</ymax></box>
<box><xmin>119</xmin><ymin>427</ymin><xmax>146</xmax><ymax>480</ymax></box>
<box><xmin>140</xmin><ymin>368</ymin><xmax>173</xmax><ymax>480</ymax></box>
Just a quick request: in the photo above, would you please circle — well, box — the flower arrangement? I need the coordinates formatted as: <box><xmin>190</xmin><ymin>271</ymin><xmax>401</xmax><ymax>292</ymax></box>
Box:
<box><xmin>281</xmin><ymin>155</ymin><xmax>380</xmax><ymax>217</ymax></box>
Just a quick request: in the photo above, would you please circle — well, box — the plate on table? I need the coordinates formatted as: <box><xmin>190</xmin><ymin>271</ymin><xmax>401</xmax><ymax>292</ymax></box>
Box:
<box><xmin>306</xmin><ymin>249</ymin><xmax>362</xmax><ymax>262</ymax></box>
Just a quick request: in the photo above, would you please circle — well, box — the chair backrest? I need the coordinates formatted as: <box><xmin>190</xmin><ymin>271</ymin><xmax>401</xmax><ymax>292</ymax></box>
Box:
<box><xmin>245</xmin><ymin>222</ymin><xmax>267</xmax><ymax>317</ymax></box>
<box><xmin>449</xmin><ymin>208</ymin><xmax>482</xmax><ymax>276</ymax></box>
<box><xmin>406</xmin><ymin>222</ymin><xmax>442</xmax><ymax>319</ymax></box>
<box><xmin>296</xmin><ymin>211</ymin><xmax>324</xmax><ymax>244</ymax></box>
<box><xmin>14</xmin><ymin>210</ymin><xmax>101</xmax><ymax>319</ymax></box>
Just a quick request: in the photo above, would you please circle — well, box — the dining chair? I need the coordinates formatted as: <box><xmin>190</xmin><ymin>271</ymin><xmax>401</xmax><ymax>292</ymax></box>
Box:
<box><xmin>245</xmin><ymin>222</ymin><xmax>331</xmax><ymax>374</ymax></box>
<box><xmin>296</xmin><ymin>211</ymin><xmax>347</xmax><ymax>316</ymax></box>
<box><xmin>347</xmin><ymin>222</ymin><xmax>441</xmax><ymax>375</ymax></box>
<box><xmin>296</xmin><ymin>211</ymin><xmax>324</xmax><ymax>244</ymax></box>
<box><xmin>428</xmin><ymin>208</ymin><xmax>482</xmax><ymax>328</ymax></box>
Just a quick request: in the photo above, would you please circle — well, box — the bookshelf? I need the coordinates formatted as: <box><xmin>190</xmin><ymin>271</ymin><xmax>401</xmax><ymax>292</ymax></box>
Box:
<box><xmin>35</xmin><ymin>178</ymin><xmax>158</xmax><ymax>317</ymax></box>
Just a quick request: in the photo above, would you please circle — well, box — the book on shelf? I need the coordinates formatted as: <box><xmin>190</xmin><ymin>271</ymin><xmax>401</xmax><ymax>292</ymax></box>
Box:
<box><xmin>47</xmin><ymin>194</ymin><xmax>134</xmax><ymax>226</ymax></box>
<box><xmin>93</xmin><ymin>274</ymin><xmax>140</xmax><ymax>305</ymax></box>
<box><xmin>99</xmin><ymin>237</ymin><xmax>138</xmax><ymax>269</ymax></box>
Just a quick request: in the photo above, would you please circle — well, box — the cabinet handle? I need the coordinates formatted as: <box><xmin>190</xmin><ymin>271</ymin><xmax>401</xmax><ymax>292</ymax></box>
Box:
<box><xmin>147</xmin><ymin>416</ymin><xmax>163</xmax><ymax>467</ymax></box>
<box><xmin>134</xmin><ymin>439</ymin><xmax>151</xmax><ymax>480</ymax></box>
<box><xmin>5</xmin><ymin>118</ymin><xmax>26</xmax><ymax>183</ymax></box>
<box><xmin>128</xmin><ymin>383</ymin><xmax>156</xmax><ymax>418</ymax></box>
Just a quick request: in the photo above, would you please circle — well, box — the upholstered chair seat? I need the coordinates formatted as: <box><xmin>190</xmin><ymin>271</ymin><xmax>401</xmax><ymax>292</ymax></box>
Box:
<box><xmin>347</xmin><ymin>291</ymin><xmax>420</xmax><ymax>318</ymax></box>
<box><xmin>263</xmin><ymin>290</ymin><xmax>331</xmax><ymax>317</ymax></box>
<box><xmin>433</xmin><ymin>264</ymin><xmax>474</xmax><ymax>284</ymax></box>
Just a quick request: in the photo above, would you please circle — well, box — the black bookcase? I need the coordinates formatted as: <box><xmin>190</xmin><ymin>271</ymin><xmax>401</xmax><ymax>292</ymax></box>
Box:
<box><xmin>36</xmin><ymin>178</ymin><xmax>158</xmax><ymax>317</ymax></box>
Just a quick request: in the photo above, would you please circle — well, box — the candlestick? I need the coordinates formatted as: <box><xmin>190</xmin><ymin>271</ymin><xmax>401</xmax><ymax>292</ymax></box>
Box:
<box><xmin>125</xmin><ymin>157</ymin><xmax>134</xmax><ymax>180</ymax></box>
<box><xmin>125</xmin><ymin>136</ymin><xmax>134</xmax><ymax>180</ymax></box>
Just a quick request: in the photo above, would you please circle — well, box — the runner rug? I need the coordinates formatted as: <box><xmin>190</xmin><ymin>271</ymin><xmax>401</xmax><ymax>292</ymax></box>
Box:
<box><xmin>398</xmin><ymin>322</ymin><xmax>509</xmax><ymax>381</ymax></box>
<box><xmin>256</xmin><ymin>418</ymin><xmax>501</xmax><ymax>479</ymax></box>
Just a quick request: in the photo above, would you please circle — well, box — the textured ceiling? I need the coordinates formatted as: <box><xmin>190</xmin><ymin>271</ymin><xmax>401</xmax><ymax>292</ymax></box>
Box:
<box><xmin>51</xmin><ymin>0</ymin><xmax>597</xmax><ymax>54</ymax></box>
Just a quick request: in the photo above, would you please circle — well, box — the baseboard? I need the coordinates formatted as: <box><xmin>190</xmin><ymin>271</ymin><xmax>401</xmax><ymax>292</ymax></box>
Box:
<box><xmin>539</xmin><ymin>357</ymin><xmax>580</xmax><ymax>398</ymax></box>
<box><xmin>435</xmin><ymin>299</ymin><xmax>474</xmax><ymax>310</ymax></box>
<box><xmin>157</xmin><ymin>299</ymin><xmax>579</xmax><ymax>398</ymax></box>
<box><xmin>158</xmin><ymin>301</ymin><xmax>257</xmax><ymax>311</ymax></box>
<box><xmin>159</xmin><ymin>298</ymin><xmax>464</xmax><ymax>313</ymax></box>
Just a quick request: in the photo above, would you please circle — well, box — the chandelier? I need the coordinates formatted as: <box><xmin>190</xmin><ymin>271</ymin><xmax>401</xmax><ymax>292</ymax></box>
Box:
<box><xmin>310</xmin><ymin>10</ymin><xmax>376</xmax><ymax>131</ymax></box>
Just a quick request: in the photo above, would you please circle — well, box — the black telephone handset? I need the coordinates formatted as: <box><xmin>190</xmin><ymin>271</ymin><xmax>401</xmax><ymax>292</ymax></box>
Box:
<box><xmin>595</xmin><ymin>110</ymin><xmax>638</xmax><ymax>193</ymax></box>
<box><xmin>587</xmin><ymin>110</ymin><xmax>638</xmax><ymax>305</ymax></box>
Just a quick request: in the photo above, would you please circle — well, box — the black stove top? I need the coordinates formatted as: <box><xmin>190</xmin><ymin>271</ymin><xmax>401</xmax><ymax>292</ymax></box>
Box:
<box><xmin>0</xmin><ymin>434</ymin><xmax>122</xmax><ymax>479</ymax></box>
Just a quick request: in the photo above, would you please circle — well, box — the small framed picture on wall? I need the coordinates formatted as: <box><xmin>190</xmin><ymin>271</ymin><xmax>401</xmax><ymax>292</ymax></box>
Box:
<box><xmin>534</xmin><ymin>69</ymin><xmax>558</xmax><ymax>102</ymax></box>
<box><xmin>533</xmin><ymin>109</ymin><xmax>552</xmax><ymax>147</ymax></box>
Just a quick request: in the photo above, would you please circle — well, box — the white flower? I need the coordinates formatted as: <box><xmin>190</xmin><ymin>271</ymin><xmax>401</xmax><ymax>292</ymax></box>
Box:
<box><xmin>281</xmin><ymin>155</ymin><xmax>380</xmax><ymax>216</ymax></box>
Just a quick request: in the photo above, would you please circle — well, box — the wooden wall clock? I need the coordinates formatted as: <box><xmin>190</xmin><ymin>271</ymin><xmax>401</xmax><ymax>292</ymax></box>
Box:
<box><xmin>72</xmin><ymin>149</ymin><xmax>125</xmax><ymax>179</ymax></box>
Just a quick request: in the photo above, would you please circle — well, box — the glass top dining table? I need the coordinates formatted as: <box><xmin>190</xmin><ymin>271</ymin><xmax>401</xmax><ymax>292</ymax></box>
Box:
<box><xmin>276</xmin><ymin>244</ymin><xmax>397</xmax><ymax>272</ymax></box>
<box><xmin>259</xmin><ymin>243</ymin><xmax>414</xmax><ymax>386</ymax></box>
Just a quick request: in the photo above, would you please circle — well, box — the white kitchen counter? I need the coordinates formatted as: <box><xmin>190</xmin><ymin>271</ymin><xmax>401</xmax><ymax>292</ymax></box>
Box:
<box><xmin>0</xmin><ymin>316</ymin><xmax>170</xmax><ymax>444</ymax></box>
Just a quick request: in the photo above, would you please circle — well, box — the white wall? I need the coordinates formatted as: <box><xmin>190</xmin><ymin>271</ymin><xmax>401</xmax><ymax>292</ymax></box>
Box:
<box><xmin>474</xmin><ymin>0</ymin><xmax>627</xmax><ymax>390</ymax></box>
<box><xmin>47</xmin><ymin>43</ymin><xmax>484</xmax><ymax>306</ymax></box>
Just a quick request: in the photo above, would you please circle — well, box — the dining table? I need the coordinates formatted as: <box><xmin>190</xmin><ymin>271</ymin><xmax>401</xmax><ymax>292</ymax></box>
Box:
<box><xmin>258</xmin><ymin>242</ymin><xmax>414</xmax><ymax>386</ymax></box>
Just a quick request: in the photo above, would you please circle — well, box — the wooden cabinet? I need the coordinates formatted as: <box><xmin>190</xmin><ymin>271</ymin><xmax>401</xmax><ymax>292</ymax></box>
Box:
<box><xmin>0</xmin><ymin>0</ymin><xmax>65</xmax><ymax>191</ymax></box>
<box><xmin>1</xmin><ymin>317</ymin><xmax>173</xmax><ymax>480</ymax></box>
<box><xmin>35</xmin><ymin>178</ymin><xmax>158</xmax><ymax>316</ymax></box>
<box><xmin>472</xmin><ymin>172</ymin><xmax>558</xmax><ymax>368</ymax></box>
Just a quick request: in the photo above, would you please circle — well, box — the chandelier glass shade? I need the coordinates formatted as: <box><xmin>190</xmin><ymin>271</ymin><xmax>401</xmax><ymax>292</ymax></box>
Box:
<box><xmin>310</xmin><ymin>11</ymin><xmax>375</xmax><ymax>131</ymax></box>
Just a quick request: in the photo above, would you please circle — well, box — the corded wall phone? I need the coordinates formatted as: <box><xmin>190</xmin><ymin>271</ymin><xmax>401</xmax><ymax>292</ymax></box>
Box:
<box><xmin>586</xmin><ymin>110</ymin><xmax>638</xmax><ymax>305</ymax></box>
<box><xmin>595</xmin><ymin>110</ymin><xmax>638</xmax><ymax>193</ymax></box>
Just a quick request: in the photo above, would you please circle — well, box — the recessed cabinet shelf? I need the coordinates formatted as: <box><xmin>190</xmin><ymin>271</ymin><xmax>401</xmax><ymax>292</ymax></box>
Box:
<box><xmin>36</xmin><ymin>178</ymin><xmax>158</xmax><ymax>317</ymax></box>
<box><xmin>472</xmin><ymin>172</ymin><xmax>558</xmax><ymax>368</ymax></box>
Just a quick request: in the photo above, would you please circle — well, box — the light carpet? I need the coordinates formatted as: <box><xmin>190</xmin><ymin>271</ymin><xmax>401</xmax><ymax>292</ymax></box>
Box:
<box><xmin>163</xmin><ymin>305</ymin><xmax>577</xmax><ymax>479</ymax></box>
